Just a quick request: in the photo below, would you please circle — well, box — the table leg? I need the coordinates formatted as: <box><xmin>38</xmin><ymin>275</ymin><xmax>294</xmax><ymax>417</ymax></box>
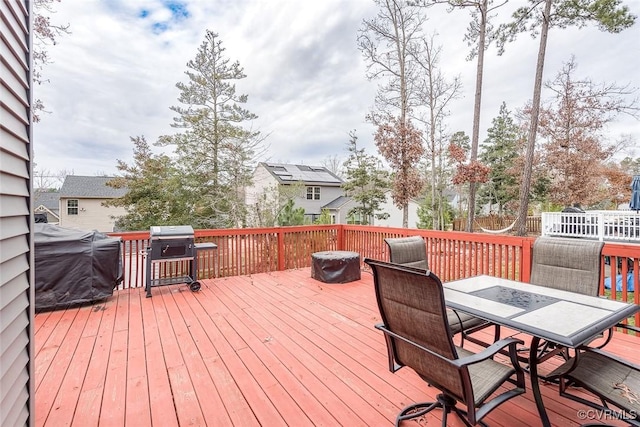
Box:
<box><xmin>529</xmin><ymin>336</ymin><xmax>551</xmax><ymax>427</ymax></box>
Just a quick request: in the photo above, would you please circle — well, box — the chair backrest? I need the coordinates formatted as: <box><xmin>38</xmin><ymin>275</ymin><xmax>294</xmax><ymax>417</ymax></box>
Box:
<box><xmin>366</xmin><ymin>258</ymin><xmax>467</xmax><ymax>401</ymax></box>
<box><xmin>384</xmin><ymin>236</ymin><xmax>428</xmax><ymax>270</ymax></box>
<box><xmin>530</xmin><ymin>236</ymin><xmax>604</xmax><ymax>295</ymax></box>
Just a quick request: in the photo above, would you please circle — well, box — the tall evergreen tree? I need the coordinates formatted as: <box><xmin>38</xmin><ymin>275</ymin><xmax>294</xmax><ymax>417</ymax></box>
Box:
<box><xmin>158</xmin><ymin>31</ymin><xmax>265</xmax><ymax>229</ymax></box>
<box><xmin>342</xmin><ymin>131</ymin><xmax>390</xmax><ymax>225</ymax></box>
<box><xmin>478</xmin><ymin>102</ymin><xmax>520</xmax><ymax>215</ymax></box>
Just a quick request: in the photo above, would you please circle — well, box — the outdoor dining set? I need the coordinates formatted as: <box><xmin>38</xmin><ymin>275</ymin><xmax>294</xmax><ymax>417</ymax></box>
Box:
<box><xmin>368</xmin><ymin>235</ymin><xmax>640</xmax><ymax>427</ymax></box>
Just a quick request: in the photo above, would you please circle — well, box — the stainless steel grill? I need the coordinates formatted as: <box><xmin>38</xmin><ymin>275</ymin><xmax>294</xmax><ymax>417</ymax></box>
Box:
<box><xmin>145</xmin><ymin>225</ymin><xmax>203</xmax><ymax>297</ymax></box>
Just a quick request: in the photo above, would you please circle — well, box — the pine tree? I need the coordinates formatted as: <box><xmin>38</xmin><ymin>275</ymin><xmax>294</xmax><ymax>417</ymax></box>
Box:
<box><xmin>342</xmin><ymin>131</ymin><xmax>390</xmax><ymax>225</ymax></box>
<box><xmin>158</xmin><ymin>31</ymin><xmax>265</xmax><ymax>228</ymax></box>
<box><xmin>478</xmin><ymin>103</ymin><xmax>521</xmax><ymax>215</ymax></box>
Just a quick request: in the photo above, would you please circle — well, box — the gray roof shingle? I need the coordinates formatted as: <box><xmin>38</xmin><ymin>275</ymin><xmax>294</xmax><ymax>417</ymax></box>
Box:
<box><xmin>34</xmin><ymin>191</ymin><xmax>60</xmax><ymax>211</ymax></box>
<box><xmin>322</xmin><ymin>196</ymin><xmax>352</xmax><ymax>209</ymax></box>
<box><xmin>59</xmin><ymin>176</ymin><xmax>127</xmax><ymax>198</ymax></box>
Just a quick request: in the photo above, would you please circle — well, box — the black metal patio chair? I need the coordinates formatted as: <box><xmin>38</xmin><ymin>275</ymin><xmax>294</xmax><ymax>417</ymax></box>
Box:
<box><xmin>547</xmin><ymin>329</ymin><xmax>640</xmax><ymax>427</ymax></box>
<box><xmin>527</xmin><ymin>236</ymin><xmax>606</xmax><ymax>368</ymax></box>
<box><xmin>384</xmin><ymin>236</ymin><xmax>500</xmax><ymax>348</ymax></box>
<box><xmin>366</xmin><ymin>258</ymin><xmax>526</xmax><ymax>427</ymax></box>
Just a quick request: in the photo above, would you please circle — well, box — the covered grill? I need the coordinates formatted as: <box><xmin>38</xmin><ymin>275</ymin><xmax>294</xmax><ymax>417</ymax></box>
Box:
<box><xmin>145</xmin><ymin>225</ymin><xmax>216</xmax><ymax>297</ymax></box>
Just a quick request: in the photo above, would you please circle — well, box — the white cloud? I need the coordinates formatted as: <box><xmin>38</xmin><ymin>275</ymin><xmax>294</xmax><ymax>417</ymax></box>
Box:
<box><xmin>34</xmin><ymin>0</ymin><xmax>640</xmax><ymax>176</ymax></box>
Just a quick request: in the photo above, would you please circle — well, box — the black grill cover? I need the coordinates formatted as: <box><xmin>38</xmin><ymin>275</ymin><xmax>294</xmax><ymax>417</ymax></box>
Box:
<box><xmin>35</xmin><ymin>224</ymin><xmax>122</xmax><ymax>310</ymax></box>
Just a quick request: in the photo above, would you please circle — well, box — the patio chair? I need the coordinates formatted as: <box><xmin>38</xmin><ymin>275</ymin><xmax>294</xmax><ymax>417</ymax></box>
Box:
<box><xmin>527</xmin><ymin>236</ymin><xmax>606</xmax><ymax>367</ymax></box>
<box><xmin>530</xmin><ymin>236</ymin><xmax>604</xmax><ymax>295</ymax></box>
<box><xmin>384</xmin><ymin>236</ymin><xmax>500</xmax><ymax>348</ymax></box>
<box><xmin>547</xmin><ymin>331</ymin><xmax>640</xmax><ymax>427</ymax></box>
<box><xmin>365</xmin><ymin>258</ymin><xmax>526</xmax><ymax>427</ymax></box>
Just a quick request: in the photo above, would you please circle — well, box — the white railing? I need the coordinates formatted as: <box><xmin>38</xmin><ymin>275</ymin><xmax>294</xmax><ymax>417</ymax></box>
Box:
<box><xmin>541</xmin><ymin>210</ymin><xmax>640</xmax><ymax>242</ymax></box>
<box><xmin>542</xmin><ymin>211</ymin><xmax>640</xmax><ymax>242</ymax></box>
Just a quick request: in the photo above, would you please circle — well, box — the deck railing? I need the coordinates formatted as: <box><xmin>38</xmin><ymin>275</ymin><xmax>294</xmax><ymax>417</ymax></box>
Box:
<box><xmin>542</xmin><ymin>210</ymin><xmax>640</xmax><ymax>242</ymax></box>
<box><xmin>110</xmin><ymin>225</ymin><xmax>639</xmax><ymax>323</ymax></box>
<box><xmin>453</xmin><ymin>215</ymin><xmax>542</xmax><ymax>234</ymax></box>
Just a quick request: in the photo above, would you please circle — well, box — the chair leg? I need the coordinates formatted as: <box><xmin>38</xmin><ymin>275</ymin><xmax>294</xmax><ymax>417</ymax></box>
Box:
<box><xmin>396</xmin><ymin>394</ymin><xmax>478</xmax><ymax>427</ymax></box>
<box><xmin>395</xmin><ymin>401</ymin><xmax>440</xmax><ymax>427</ymax></box>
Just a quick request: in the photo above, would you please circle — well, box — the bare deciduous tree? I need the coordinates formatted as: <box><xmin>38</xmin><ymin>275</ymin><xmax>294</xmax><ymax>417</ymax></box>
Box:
<box><xmin>412</xmin><ymin>34</ymin><xmax>462</xmax><ymax>229</ymax></box>
<box><xmin>33</xmin><ymin>0</ymin><xmax>70</xmax><ymax>122</ymax></box>
<box><xmin>538</xmin><ymin>57</ymin><xmax>639</xmax><ymax>207</ymax></box>
<box><xmin>358</xmin><ymin>0</ymin><xmax>427</xmax><ymax>226</ymax></box>
<box><xmin>375</xmin><ymin>117</ymin><xmax>425</xmax><ymax>226</ymax></box>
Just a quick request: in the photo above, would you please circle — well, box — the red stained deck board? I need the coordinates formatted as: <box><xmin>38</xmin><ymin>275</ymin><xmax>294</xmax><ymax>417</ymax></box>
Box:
<box><xmin>215</xmin><ymin>299</ymin><xmax>339</xmax><ymax>425</ymax></box>
<box><xmin>35</xmin><ymin>268</ymin><xmax>640</xmax><ymax>427</ymax></box>
<box><xmin>221</xmin><ymin>275</ymin><xmax>408</xmax><ymax>420</ymax></box>
<box><xmin>209</xmin><ymin>280</ymin><xmax>365</xmax><ymax>425</ymax></box>
<box><xmin>214</xmin><ymin>279</ymin><xmax>391</xmax><ymax>426</ymax></box>
<box><xmin>35</xmin><ymin>306</ymin><xmax>90</xmax><ymax>425</ymax></box>
<box><xmin>34</xmin><ymin>308</ymin><xmax>78</xmax><ymax>390</ymax></box>
<box><xmin>71</xmin><ymin>387</ymin><xmax>101</xmax><ymax>427</ymax></box>
<box><xmin>140</xmin><ymin>288</ymin><xmax>179</xmax><ymax>427</ymax></box>
<box><xmin>160</xmin><ymin>287</ymin><xmax>232</xmax><ymax>426</ymax></box>
<box><xmin>175</xmin><ymin>286</ymin><xmax>261</xmax><ymax>427</ymax></box>
<box><xmin>43</xmin><ymin>335</ymin><xmax>95</xmax><ymax>426</ymax></box>
<box><xmin>99</xmin><ymin>329</ymin><xmax>128</xmax><ymax>427</ymax></box>
<box><xmin>125</xmin><ymin>289</ymin><xmax>152</xmax><ymax>427</ymax></box>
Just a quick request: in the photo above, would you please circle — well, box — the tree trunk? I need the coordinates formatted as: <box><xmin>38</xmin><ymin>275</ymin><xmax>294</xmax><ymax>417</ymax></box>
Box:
<box><xmin>403</xmin><ymin>203</ymin><xmax>409</xmax><ymax>228</ymax></box>
<box><xmin>466</xmin><ymin>0</ymin><xmax>487</xmax><ymax>233</ymax></box>
<box><xmin>515</xmin><ymin>0</ymin><xmax>552</xmax><ymax>236</ymax></box>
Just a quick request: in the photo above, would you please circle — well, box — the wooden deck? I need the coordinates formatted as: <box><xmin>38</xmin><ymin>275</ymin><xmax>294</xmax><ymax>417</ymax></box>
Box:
<box><xmin>35</xmin><ymin>268</ymin><xmax>639</xmax><ymax>426</ymax></box>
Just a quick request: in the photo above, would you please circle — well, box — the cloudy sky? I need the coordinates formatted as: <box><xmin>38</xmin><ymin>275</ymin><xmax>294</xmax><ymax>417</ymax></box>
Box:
<box><xmin>35</xmin><ymin>0</ymin><xmax>640</xmax><ymax>179</ymax></box>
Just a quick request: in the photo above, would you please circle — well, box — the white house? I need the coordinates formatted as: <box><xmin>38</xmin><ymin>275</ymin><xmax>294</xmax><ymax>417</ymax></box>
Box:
<box><xmin>372</xmin><ymin>190</ymin><xmax>421</xmax><ymax>229</ymax></box>
<box><xmin>245</xmin><ymin>163</ymin><xmax>346</xmax><ymax>225</ymax></box>
<box><xmin>59</xmin><ymin>176</ymin><xmax>127</xmax><ymax>232</ymax></box>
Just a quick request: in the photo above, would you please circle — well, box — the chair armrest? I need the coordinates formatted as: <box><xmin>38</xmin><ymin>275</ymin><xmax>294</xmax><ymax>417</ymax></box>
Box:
<box><xmin>614</xmin><ymin>322</ymin><xmax>640</xmax><ymax>334</ymax></box>
<box><xmin>585</xmin><ymin>346</ymin><xmax>640</xmax><ymax>371</ymax></box>
<box><xmin>375</xmin><ymin>323</ymin><xmax>523</xmax><ymax>370</ymax></box>
<box><xmin>453</xmin><ymin>337</ymin><xmax>524</xmax><ymax>367</ymax></box>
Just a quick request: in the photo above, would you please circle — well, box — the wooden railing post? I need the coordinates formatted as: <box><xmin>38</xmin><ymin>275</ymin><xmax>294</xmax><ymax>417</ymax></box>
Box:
<box><xmin>521</xmin><ymin>238</ymin><xmax>534</xmax><ymax>283</ymax></box>
<box><xmin>337</xmin><ymin>225</ymin><xmax>345</xmax><ymax>250</ymax></box>
<box><xmin>277</xmin><ymin>228</ymin><xmax>285</xmax><ymax>271</ymax></box>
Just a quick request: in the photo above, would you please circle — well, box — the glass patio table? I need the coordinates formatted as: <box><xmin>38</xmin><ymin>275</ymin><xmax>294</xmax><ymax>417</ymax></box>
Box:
<box><xmin>443</xmin><ymin>275</ymin><xmax>640</xmax><ymax>427</ymax></box>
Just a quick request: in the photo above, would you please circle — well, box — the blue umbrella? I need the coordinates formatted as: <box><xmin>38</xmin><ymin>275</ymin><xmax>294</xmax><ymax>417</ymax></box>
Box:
<box><xmin>630</xmin><ymin>175</ymin><xmax>640</xmax><ymax>211</ymax></box>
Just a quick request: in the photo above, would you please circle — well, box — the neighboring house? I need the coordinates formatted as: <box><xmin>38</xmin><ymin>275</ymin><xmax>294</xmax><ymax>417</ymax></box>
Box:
<box><xmin>371</xmin><ymin>190</ymin><xmax>421</xmax><ymax>229</ymax></box>
<box><xmin>34</xmin><ymin>190</ymin><xmax>60</xmax><ymax>224</ymax></box>
<box><xmin>321</xmin><ymin>195</ymin><xmax>359</xmax><ymax>224</ymax></box>
<box><xmin>245</xmin><ymin>163</ymin><xmax>345</xmax><ymax>224</ymax></box>
<box><xmin>59</xmin><ymin>176</ymin><xmax>128</xmax><ymax>232</ymax></box>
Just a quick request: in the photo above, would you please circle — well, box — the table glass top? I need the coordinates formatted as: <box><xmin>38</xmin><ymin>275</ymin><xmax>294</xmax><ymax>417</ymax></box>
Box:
<box><xmin>443</xmin><ymin>275</ymin><xmax>640</xmax><ymax>347</ymax></box>
<box><xmin>471</xmin><ymin>286</ymin><xmax>558</xmax><ymax>311</ymax></box>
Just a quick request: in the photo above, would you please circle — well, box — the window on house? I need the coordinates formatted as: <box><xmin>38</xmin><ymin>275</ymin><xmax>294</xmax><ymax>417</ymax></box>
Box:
<box><xmin>67</xmin><ymin>199</ymin><xmax>79</xmax><ymax>215</ymax></box>
<box><xmin>347</xmin><ymin>212</ymin><xmax>364</xmax><ymax>225</ymax></box>
<box><xmin>306</xmin><ymin>186</ymin><xmax>320</xmax><ymax>200</ymax></box>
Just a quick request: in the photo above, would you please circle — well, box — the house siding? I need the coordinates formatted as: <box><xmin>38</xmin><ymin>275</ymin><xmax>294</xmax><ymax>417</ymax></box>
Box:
<box><xmin>245</xmin><ymin>164</ymin><xmax>279</xmax><ymax>207</ymax></box>
<box><xmin>373</xmin><ymin>192</ymin><xmax>421</xmax><ymax>228</ymax></box>
<box><xmin>297</xmin><ymin>185</ymin><xmax>344</xmax><ymax>217</ymax></box>
<box><xmin>59</xmin><ymin>198</ymin><xmax>127</xmax><ymax>232</ymax></box>
<box><xmin>0</xmin><ymin>1</ymin><xmax>34</xmax><ymax>426</ymax></box>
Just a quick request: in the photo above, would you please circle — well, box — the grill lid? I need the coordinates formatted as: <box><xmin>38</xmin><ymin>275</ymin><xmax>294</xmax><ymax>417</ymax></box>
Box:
<box><xmin>150</xmin><ymin>225</ymin><xmax>194</xmax><ymax>238</ymax></box>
